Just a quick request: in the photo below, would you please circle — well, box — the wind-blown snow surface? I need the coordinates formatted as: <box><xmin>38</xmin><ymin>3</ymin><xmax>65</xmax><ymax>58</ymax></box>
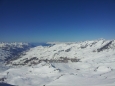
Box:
<box><xmin>0</xmin><ymin>39</ymin><xmax>115</xmax><ymax>86</ymax></box>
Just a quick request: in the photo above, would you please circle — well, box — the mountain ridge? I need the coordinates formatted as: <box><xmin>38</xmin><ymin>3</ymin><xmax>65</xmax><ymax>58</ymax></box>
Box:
<box><xmin>3</xmin><ymin>39</ymin><xmax>115</xmax><ymax>66</ymax></box>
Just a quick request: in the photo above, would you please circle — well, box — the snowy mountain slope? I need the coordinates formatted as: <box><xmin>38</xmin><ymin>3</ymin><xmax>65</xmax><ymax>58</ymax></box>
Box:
<box><xmin>0</xmin><ymin>39</ymin><xmax>115</xmax><ymax>86</ymax></box>
<box><xmin>0</xmin><ymin>61</ymin><xmax>115</xmax><ymax>86</ymax></box>
<box><xmin>0</xmin><ymin>62</ymin><xmax>60</xmax><ymax>86</ymax></box>
<box><xmin>0</xmin><ymin>49</ymin><xmax>10</xmax><ymax>61</ymax></box>
<box><xmin>0</xmin><ymin>42</ymin><xmax>30</xmax><ymax>61</ymax></box>
<box><xmin>8</xmin><ymin>39</ymin><xmax>115</xmax><ymax>66</ymax></box>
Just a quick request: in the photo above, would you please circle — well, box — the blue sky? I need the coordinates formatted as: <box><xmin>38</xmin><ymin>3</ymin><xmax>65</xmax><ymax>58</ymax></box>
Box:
<box><xmin>0</xmin><ymin>0</ymin><xmax>115</xmax><ymax>42</ymax></box>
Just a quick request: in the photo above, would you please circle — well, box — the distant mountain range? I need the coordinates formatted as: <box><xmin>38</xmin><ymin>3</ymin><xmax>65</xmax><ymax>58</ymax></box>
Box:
<box><xmin>0</xmin><ymin>42</ymin><xmax>52</xmax><ymax>62</ymax></box>
<box><xmin>0</xmin><ymin>39</ymin><xmax>114</xmax><ymax>66</ymax></box>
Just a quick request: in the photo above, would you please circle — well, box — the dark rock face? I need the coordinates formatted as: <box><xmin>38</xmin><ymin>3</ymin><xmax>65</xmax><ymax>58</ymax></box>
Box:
<box><xmin>65</xmin><ymin>48</ymin><xmax>71</xmax><ymax>52</ymax></box>
<box><xmin>97</xmin><ymin>41</ymin><xmax>112</xmax><ymax>52</ymax></box>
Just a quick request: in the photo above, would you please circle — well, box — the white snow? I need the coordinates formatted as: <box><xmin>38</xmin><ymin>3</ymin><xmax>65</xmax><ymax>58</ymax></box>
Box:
<box><xmin>0</xmin><ymin>39</ymin><xmax>115</xmax><ymax>86</ymax></box>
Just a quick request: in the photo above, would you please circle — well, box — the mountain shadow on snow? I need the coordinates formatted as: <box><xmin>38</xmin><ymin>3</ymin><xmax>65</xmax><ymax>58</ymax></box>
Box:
<box><xmin>0</xmin><ymin>83</ymin><xmax>15</xmax><ymax>86</ymax></box>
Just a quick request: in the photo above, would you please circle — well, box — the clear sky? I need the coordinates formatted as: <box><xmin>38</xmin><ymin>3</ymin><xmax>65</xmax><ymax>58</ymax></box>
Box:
<box><xmin>0</xmin><ymin>0</ymin><xmax>115</xmax><ymax>42</ymax></box>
